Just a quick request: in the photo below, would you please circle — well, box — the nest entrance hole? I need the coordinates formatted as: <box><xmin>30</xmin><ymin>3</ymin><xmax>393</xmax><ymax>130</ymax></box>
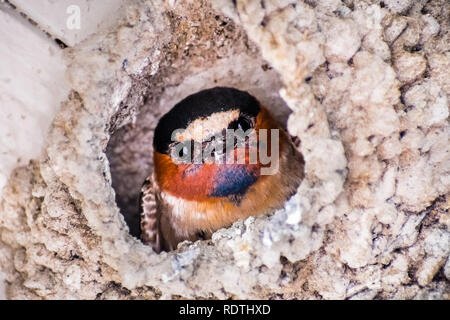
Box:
<box><xmin>105</xmin><ymin>9</ymin><xmax>292</xmax><ymax>238</ymax></box>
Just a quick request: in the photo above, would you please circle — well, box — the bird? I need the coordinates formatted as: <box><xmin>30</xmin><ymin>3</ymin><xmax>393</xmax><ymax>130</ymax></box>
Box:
<box><xmin>139</xmin><ymin>87</ymin><xmax>304</xmax><ymax>253</ymax></box>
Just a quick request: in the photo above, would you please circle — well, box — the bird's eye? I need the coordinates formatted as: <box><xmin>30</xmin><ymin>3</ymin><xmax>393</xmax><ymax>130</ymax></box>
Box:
<box><xmin>228</xmin><ymin>116</ymin><xmax>252</xmax><ymax>132</ymax></box>
<box><xmin>177</xmin><ymin>143</ymin><xmax>190</xmax><ymax>159</ymax></box>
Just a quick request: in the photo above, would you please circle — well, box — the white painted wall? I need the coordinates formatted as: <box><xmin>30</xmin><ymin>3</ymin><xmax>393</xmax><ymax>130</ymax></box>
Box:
<box><xmin>9</xmin><ymin>0</ymin><xmax>126</xmax><ymax>46</ymax></box>
<box><xmin>0</xmin><ymin>1</ymin><xmax>126</xmax><ymax>299</ymax></box>
<box><xmin>0</xmin><ymin>7</ymin><xmax>69</xmax><ymax>199</ymax></box>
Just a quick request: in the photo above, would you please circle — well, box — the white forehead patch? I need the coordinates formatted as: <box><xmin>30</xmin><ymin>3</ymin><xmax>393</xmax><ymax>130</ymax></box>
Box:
<box><xmin>175</xmin><ymin>109</ymin><xmax>240</xmax><ymax>142</ymax></box>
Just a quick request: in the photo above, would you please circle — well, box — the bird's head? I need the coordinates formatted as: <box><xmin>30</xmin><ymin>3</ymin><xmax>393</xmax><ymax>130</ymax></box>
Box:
<box><xmin>153</xmin><ymin>87</ymin><xmax>283</xmax><ymax>202</ymax></box>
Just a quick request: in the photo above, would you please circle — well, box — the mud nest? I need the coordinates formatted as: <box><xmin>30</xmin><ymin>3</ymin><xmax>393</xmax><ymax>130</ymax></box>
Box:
<box><xmin>0</xmin><ymin>0</ymin><xmax>448</xmax><ymax>300</ymax></box>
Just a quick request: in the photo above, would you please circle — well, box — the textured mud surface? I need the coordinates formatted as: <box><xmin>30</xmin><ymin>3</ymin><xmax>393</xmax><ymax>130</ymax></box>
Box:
<box><xmin>0</xmin><ymin>0</ymin><xmax>448</xmax><ymax>299</ymax></box>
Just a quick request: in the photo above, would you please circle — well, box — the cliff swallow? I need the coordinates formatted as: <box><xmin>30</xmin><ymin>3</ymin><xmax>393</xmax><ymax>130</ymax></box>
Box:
<box><xmin>140</xmin><ymin>87</ymin><xmax>304</xmax><ymax>252</ymax></box>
